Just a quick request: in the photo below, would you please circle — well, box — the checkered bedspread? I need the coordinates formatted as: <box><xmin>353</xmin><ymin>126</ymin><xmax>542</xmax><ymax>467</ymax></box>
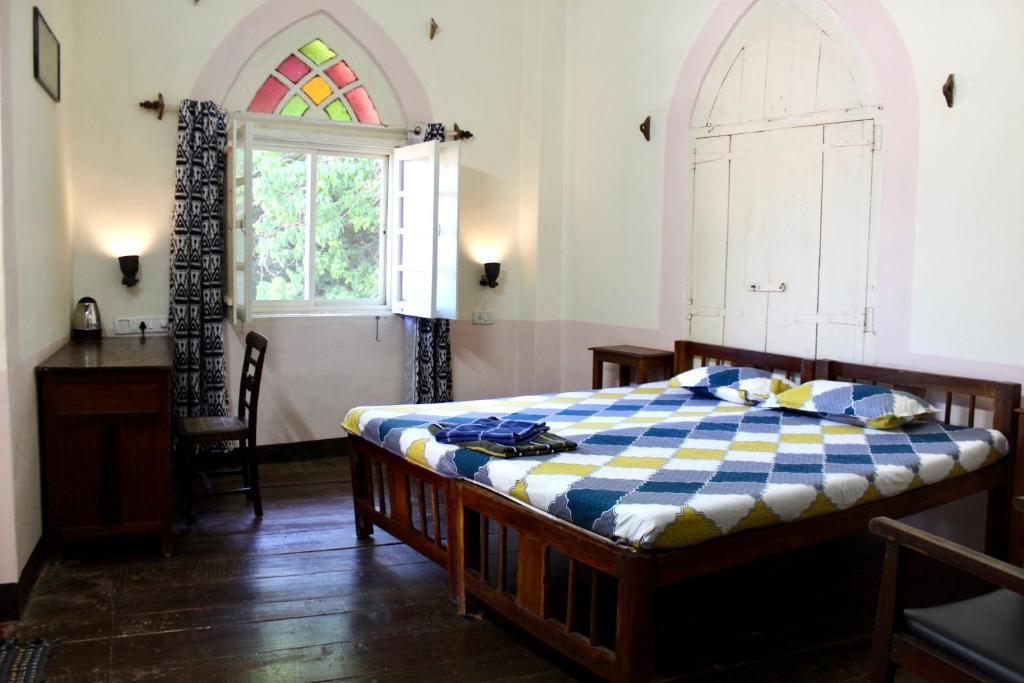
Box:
<box><xmin>342</xmin><ymin>382</ymin><xmax>1008</xmax><ymax>550</ymax></box>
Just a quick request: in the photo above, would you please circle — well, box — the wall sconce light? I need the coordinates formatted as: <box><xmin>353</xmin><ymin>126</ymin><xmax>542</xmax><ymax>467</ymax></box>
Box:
<box><xmin>479</xmin><ymin>262</ymin><xmax>500</xmax><ymax>288</ymax></box>
<box><xmin>118</xmin><ymin>255</ymin><xmax>139</xmax><ymax>287</ymax></box>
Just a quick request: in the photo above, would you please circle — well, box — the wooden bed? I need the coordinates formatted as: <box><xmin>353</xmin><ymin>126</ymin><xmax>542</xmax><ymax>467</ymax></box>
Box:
<box><xmin>347</xmin><ymin>341</ymin><xmax>1021</xmax><ymax>682</ymax></box>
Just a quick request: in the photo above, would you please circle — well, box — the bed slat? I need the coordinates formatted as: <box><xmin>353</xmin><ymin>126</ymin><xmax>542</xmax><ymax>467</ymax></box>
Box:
<box><xmin>565</xmin><ymin>557</ymin><xmax>577</xmax><ymax>633</ymax></box>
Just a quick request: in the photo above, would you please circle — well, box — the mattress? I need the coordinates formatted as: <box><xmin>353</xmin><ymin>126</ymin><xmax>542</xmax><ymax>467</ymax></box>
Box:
<box><xmin>342</xmin><ymin>382</ymin><xmax>1008</xmax><ymax>550</ymax></box>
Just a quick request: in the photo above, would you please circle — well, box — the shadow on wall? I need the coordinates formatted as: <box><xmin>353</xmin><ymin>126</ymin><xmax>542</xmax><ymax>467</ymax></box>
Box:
<box><xmin>222</xmin><ymin>316</ymin><xmax>406</xmax><ymax>445</ymax></box>
<box><xmin>224</xmin><ymin>324</ymin><xmax>316</xmax><ymax>444</ymax></box>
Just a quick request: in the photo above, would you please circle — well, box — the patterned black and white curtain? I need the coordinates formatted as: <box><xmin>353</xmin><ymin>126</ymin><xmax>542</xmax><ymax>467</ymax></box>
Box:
<box><xmin>169</xmin><ymin>100</ymin><xmax>229</xmax><ymax>419</ymax></box>
<box><xmin>404</xmin><ymin>318</ymin><xmax>453</xmax><ymax>404</ymax></box>
<box><xmin>402</xmin><ymin>122</ymin><xmax>453</xmax><ymax>404</ymax></box>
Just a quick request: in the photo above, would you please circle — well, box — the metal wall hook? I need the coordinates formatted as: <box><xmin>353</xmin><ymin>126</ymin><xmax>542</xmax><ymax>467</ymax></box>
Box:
<box><xmin>139</xmin><ymin>93</ymin><xmax>166</xmax><ymax>120</ymax></box>
<box><xmin>942</xmin><ymin>73</ymin><xmax>955</xmax><ymax>108</ymax></box>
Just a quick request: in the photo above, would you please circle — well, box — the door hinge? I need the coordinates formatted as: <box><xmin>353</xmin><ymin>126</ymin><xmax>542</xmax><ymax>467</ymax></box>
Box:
<box><xmin>796</xmin><ymin>307</ymin><xmax>874</xmax><ymax>331</ymax></box>
<box><xmin>689</xmin><ymin>305</ymin><xmax>743</xmax><ymax>319</ymax></box>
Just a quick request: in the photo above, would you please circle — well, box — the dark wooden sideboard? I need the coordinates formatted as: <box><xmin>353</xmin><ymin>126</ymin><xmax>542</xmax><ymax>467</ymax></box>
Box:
<box><xmin>37</xmin><ymin>337</ymin><xmax>173</xmax><ymax>559</ymax></box>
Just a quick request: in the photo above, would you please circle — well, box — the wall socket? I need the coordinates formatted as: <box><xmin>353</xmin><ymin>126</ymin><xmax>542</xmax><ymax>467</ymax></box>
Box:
<box><xmin>114</xmin><ymin>316</ymin><xmax>169</xmax><ymax>335</ymax></box>
<box><xmin>472</xmin><ymin>310</ymin><xmax>494</xmax><ymax>325</ymax></box>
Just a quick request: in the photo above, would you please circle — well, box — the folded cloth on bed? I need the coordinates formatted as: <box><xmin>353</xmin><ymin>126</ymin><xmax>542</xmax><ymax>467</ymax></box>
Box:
<box><xmin>428</xmin><ymin>422</ymin><xmax>575</xmax><ymax>458</ymax></box>
<box><xmin>432</xmin><ymin>416</ymin><xmax>549</xmax><ymax>445</ymax></box>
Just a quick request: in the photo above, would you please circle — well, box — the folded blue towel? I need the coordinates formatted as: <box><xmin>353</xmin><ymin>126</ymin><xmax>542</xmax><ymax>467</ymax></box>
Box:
<box><xmin>433</xmin><ymin>417</ymin><xmax>549</xmax><ymax>446</ymax></box>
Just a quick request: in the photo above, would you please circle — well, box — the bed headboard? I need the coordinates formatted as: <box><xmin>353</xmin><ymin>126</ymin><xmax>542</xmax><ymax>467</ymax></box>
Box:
<box><xmin>673</xmin><ymin>341</ymin><xmax>814</xmax><ymax>383</ymax></box>
<box><xmin>815</xmin><ymin>360</ymin><xmax>1021</xmax><ymax>439</ymax></box>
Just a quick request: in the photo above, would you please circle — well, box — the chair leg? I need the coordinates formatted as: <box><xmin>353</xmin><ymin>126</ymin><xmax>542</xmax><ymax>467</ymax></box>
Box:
<box><xmin>178</xmin><ymin>437</ymin><xmax>197</xmax><ymax>526</ymax></box>
<box><xmin>870</xmin><ymin>540</ymin><xmax>904</xmax><ymax>683</ymax></box>
<box><xmin>246</xmin><ymin>438</ymin><xmax>264</xmax><ymax>520</ymax></box>
<box><xmin>239</xmin><ymin>440</ymin><xmax>253</xmax><ymax>502</ymax></box>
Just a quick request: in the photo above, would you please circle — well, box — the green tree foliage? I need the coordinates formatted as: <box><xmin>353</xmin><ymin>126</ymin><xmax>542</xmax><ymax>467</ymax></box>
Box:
<box><xmin>251</xmin><ymin>149</ymin><xmax>382</xmax><ymax>302</ymax></box>
<box><xmin>315</xmin><ymin>154</ymin><xmax>383</xmax><ymax>299</ymax></box>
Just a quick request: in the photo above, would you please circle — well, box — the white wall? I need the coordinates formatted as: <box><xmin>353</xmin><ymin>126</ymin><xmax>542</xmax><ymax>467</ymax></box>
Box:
<box><xmin>68</xmin><ymin>0</ymin><xmax>533</xmax><ymax>443</ymax></box>
<box><xmin>0</xmin><ymin>0</ymin><xmax>75</xmax><ymax>582</ymax></box>
<box><xmin>60</xmin><ymin>0</ymin><xmax>1024</xmax><ymax>430</ymax></box>
<box><xmin>549</xmin><ymin>0</ymin><xmax>1024</xmax><ymax>391</ymax></box>
<box><xmin>894</xmin><ymin>0</ymin><xmax>1024</xmax><ymax>368</ymax></box>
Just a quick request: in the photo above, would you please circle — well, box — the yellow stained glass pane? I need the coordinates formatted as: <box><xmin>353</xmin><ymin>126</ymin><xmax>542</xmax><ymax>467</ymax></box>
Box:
<box><xmin>301</xmin><ymin>76</ymin><xmax>332</xmax><ymax>105</ymax></box>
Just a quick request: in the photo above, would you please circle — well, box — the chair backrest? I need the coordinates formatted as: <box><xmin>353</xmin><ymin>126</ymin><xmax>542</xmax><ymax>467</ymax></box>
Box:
<box><xmin>238</xmin><ymin>331</ymin><xmax>268</xmax><ymax>439</ymax></box>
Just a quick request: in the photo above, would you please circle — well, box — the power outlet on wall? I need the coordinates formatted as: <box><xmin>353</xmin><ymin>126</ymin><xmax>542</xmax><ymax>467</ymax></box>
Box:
<box><xmin>113</xmin><ymin>316</ymin><xmax>169</xmax><ymax>335</ymax></box>
<box><xmin>472</xmin><ymin>310</ymin><xmax>494</xmax><ymax>325</ymax></box>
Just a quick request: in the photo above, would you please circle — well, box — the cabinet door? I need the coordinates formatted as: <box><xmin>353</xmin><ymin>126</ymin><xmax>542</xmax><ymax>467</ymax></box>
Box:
<box><xmin>43</xmin><ymin>372</ymin><xmax>170</xmax><ymax>531</ymax></box>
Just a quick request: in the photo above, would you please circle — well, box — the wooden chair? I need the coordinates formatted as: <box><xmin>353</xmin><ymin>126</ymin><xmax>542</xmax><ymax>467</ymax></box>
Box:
<box><xmin>869</xmin><ymin>497</ymin><xmax>1024</xmax><ymax>683</ymax></box>
<box><xmin>176</xmin><ymin>332</ymin><xmax>268</xmax><ymax>523</ymax></box>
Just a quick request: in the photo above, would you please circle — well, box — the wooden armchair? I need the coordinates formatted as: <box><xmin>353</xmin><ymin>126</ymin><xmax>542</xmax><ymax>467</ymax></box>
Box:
<box><xmin>869</xmin><ymin>497</ymin><xmax>1024</xmax><ymax>683</ymax></box>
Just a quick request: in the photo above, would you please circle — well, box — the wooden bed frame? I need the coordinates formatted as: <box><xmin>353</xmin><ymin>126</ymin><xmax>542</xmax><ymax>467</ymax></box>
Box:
<box><xmin>348</xmin><ymin>341</ymin><xmax>1021</xmax><ymax>682</ymax></box>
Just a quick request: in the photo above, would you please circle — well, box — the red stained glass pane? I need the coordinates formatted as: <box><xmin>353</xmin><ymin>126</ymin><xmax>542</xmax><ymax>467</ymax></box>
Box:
<box><xmin>277</xmin><ymin>54</ymin><xmax>311</xmax><ymax>83</ymax></box>
<box><xmin>324</xmin><ymin>61</ymin><xmax>357</xmax><ymax>89</ymax></box>
<box><xmin>345</xmin><ymin>86</ymin><xmax>380</xmax><ymax>124</ymax></box>
<box><xmin>248</xmin><ymin>76</ymin><xmax>289</xmax><ymax>114</ymax></box>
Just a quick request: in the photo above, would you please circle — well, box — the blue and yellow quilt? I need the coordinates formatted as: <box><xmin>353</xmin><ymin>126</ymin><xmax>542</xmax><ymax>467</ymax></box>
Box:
<box><xmin>342</xmin><ymin>382</ymin><xmax>1008</xmax><ymax>550</ymax></box>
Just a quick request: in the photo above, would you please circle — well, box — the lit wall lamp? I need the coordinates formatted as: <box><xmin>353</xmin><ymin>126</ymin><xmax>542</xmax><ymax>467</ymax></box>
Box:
<box><xmin>479</xmin><ymin>262</ymin><xmax>500</xmax><ymax>288</ymax></box>
<box><xmin>119</xmin><ymin>255</ymin><xmax>139</xmax><ymax>287</ymax></box>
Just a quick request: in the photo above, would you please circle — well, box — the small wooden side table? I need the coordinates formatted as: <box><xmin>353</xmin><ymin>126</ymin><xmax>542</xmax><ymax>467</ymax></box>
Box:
<box><xmin>589</xmin><ymin>345</ymin><xmax>675</xmax><ymax>389</ymax></box>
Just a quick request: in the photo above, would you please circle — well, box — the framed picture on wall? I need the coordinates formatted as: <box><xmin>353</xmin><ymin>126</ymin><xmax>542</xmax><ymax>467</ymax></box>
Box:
<box><xmin>33</xmin><ymin>7</ymin><xmax>60</xmax><ymax>102</ymax></box>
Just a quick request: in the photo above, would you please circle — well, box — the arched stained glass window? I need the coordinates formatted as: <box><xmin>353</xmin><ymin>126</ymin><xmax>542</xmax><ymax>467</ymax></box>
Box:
<box><xmin>247</xmin><ymin>38</ymin><xmax>381</xmax><ymax>124</ymax></box>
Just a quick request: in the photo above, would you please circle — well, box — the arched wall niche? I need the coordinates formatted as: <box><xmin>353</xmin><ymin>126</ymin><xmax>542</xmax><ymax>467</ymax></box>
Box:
<box><xmin>222</xmin><ymin>13</ymin><xmax>405</xmax><ymax>126</ymax></box>
<box><xmin>656</xmin><ymin>0</ymin><xmax>923</xmax><ymax>373</ymax></box>
<box><xmin>193</xmin><ymin>1</ymin><xmax>432</xmax><ymax>125</ymax></box>
<box><xmin>683</xmin><ymin>0</ymin><xmax>884</xmax><ymax>362</ymax></box>
<box><xmin>692</xmin><ymin>0</ymin><xmax>880</xmax><ymax>130</ymax></box>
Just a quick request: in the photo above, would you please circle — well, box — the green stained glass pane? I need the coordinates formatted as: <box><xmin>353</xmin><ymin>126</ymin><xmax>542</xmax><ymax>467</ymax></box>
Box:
<box><xmin>324</xmin><ymin>99</ymin><xmax>351</xmax><ymax>122</ymax></box>
<box><xmin>280</xmin><ymin>95</ymin><xmax>309</xmax><ymax>117</ymax></box>
<box><xmin>299</xmin><ymin>39</ymin><xmax>337</xmax><ymax>65</ymax></box>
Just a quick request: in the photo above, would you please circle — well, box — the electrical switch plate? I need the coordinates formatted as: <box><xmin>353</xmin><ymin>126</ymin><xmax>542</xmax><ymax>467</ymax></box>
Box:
<box><xmin>114</xmin><ymin>318</ymin><xmax>134</xmax><ymax>335</ymax></box>
<box><xmin>472</xmin><ymin>310</ymin><xmax>494</xmax><ymax>325</ymax></box>
<box><xmin>131</xmin><ymin>316</ymin><xmax>170</xmax><ymax>335</ymax></box>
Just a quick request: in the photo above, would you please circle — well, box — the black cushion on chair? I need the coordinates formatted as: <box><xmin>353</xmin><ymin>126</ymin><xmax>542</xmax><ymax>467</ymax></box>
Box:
<box><xmin>904</xmin><ymin>589</ymin><xmax>1024</xmax><ymax>683</ymax></box>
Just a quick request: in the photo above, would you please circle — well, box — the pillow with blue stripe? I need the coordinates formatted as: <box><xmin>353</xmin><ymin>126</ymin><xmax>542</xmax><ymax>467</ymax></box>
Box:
<box><xmin>669</xmin><ymin>366</ymin><xmax>796</xmax><ymax>406</ymax></box>
<box><xmin>760</xmin><ymin>379</ymin><xmax>937</xmax><ymax>429</ymax></box>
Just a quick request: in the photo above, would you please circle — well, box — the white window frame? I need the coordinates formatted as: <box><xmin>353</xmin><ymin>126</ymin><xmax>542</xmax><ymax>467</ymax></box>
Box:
<box><xmin>250</xmin><ymin>142</ymin><xmax>390</xmax><ymax>315</ymax></box>
<box><xmin>226</xmin><ymin>113</ymin><xmax>459</xmax><ymax>322</ymax></box>
<box><xmin>228</xmin><ymin>114</ymin><xmax>410</xmax><ymax>319</ymax></box>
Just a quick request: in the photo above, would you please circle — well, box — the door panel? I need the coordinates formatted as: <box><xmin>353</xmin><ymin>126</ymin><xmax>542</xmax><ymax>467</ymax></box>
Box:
<box><xmin>689</xmin><ymin>120</ymin><xmax>874</xmax><ymax>361</ymax></box>
<box><xmin>689</xmin><ymin>135</ymin><xmax>731</xmax><ymax>345</ymax></box>
<box><xmin>817</xmin><ymin>120</ymin><xmax>874</xmax><ymax>361</ymax></box>
<box><xmin>729</xmin><ymin>125</ymin><xmax>823</xmax><ymax>355</ymax></box>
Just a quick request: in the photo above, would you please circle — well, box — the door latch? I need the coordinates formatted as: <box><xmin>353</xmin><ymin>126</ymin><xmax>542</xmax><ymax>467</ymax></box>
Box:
<box><xmin>748</xmin><ymin>282</ymin><xmax>786</xmax><ymax>293</ymax></box>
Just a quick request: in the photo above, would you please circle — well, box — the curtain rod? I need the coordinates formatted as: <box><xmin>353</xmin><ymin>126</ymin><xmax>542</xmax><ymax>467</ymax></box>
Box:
<box><xmin>138</xmin><ymin>93</ymin><xmax>421</xmax><ymax>136</ymax></box>
<box><xmin>138</xmin><ymin>93</ymin><xmax>474</xmax><ymax>140</ymax></box>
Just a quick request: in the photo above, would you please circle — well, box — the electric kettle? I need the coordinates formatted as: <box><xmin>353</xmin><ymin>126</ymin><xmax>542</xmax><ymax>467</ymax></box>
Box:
<box><xmin>71</xmin><ymin>297</ymin><xmax>102</xmax><ymax>339</ymax></box>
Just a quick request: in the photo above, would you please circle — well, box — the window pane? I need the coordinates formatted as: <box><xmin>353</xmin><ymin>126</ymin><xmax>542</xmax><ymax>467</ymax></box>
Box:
<box><xmin>314</xmin><ymin>155</ymin><xmax>384</xmax><ymax>300</ymax></box>
<box><xmin>252</xmin><ymin>149</ymin><xmax>309</xmax><ymax>301</ymax></box>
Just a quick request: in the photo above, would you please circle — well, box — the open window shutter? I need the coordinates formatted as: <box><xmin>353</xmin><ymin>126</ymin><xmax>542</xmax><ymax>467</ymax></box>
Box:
<box><xmin>434</xmin><ymin>142</ymin><xmax>460</xmax><ymax>320</ymax></box>
<box><xmin>390</xmin><ymin>140</ymin><xmax>440</xmax><ymax>318</ymax></box>
<box><xmin>225</xmin><ymin>119</ymin><xmax>252</xmax><ymax>324</ymax></box>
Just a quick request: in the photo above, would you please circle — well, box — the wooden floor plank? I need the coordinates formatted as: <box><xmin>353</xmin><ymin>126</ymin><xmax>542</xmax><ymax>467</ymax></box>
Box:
<box><xmin>110</xmin><ymin>543</ymin><xmax>426</xmax><ymax>593</ymax></box>
<box><xmin>112</xmin><ymin>560</ymin><xmax>445</xmax><ymax>616</ymax></box>
<box><xmin>114</xmin><ymin>584</ymin><xmax>449</xmax><ymax>637</ymax></box>
<box><xmin>109</xmin><ymin>601</ymin><xmax>503</xmax><ymax>674</ymax></box>
<box><xmin>106</xmin><ymin>622</ymin><xmax>547</xmax><ymax>682</ymax></box>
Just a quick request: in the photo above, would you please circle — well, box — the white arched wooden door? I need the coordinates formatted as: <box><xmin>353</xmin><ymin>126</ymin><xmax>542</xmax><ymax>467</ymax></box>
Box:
<box><xmin>687</xmin><ymin>0</ymin><xmax>880</xmax><ymax>362</ymax></box>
